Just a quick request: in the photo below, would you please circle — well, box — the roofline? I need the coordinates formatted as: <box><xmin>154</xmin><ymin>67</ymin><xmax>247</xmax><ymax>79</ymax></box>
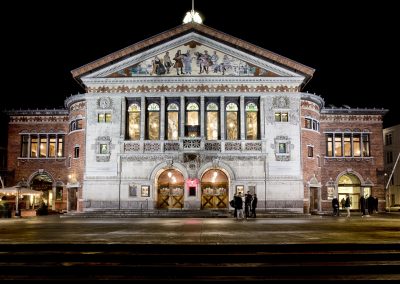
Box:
<box><xmin>321</xmin><ymin>107</ymin><xmax>388</xmax><ymax>116</ymax></box>
<box><xmin>4</xmin><ymin>109</ymin><xmax>68</xmax><ymax>116</ymax></box>
<box><xmin>71</xmin><ymin>22</ymin><xmax>315</xmax><ymax>82</ymax></box>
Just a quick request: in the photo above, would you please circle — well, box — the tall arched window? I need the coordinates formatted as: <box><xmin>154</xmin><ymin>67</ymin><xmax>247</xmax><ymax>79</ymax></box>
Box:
<box><xmin>206</xmin><ymin>103</ymin><xmax>219</xmax><ymax>140</ymax></box>
<box><xmin>128</xmin><ymin>103</ymin><xmax>141</xmax><ymax>140</ymax></box>
<box><xmin>167</xmin><ymin>103</ymin><xmax>179</xmax><ymax>140</ymax></box>
<box><xmin>226</xmin><ymin>103</ymin><xmax>239</xmax><ymax>140</ymax></box>
<box><xmin>245</xmin><ymin>102</ymin><xmax>258</xmax><ymax>140</ymax></box>
<box><xmin>186</xmin><ymin>102</ymin><xmax>199</xmax><ymax>137</ymax></box>
<box><xmin>147</xmin><ymin>103</ymin><xmax>160</xmax><ymax>140</ymax></box>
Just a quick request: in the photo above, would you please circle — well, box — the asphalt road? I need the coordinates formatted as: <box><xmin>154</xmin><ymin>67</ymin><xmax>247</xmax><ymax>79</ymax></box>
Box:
<box><xmin>1</xmin><ymin>213</ymin><xmax>399</xmax><ymax>244</ymax></box>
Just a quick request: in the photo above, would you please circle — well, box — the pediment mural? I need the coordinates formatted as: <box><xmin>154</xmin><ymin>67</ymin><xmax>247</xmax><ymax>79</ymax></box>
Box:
<box><xmin>107</xmin><ymin>41</ymin><xmax>280</xmax><ymax>78</ymax></box>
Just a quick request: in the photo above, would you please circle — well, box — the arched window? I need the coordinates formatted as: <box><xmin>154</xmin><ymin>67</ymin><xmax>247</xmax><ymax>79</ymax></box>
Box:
<box><xmin>128</xmin><ymin>103</ymin><xmax>141</xmax><ymax>140</ymax></box>
<box><xmin>226</xmin><ymin>103</ymin><xmax>239</xmax><ymax>140</ymax></box>
<box><xmin>245</xmin><ymin>102</ymin><xmax>258</xmax><ymax>140</ymax></box>
<box><xmin>167</xmin><ymin>103</ymin><xmax>179</xmax><ymax>140</ymax></box>
<box><xmin>147</xmin><ymin>103</ymin><xmax>160</xmax><ymax>140</ymax></box>
<box><xmin>206</xmin><ymin>103</ymin><xmax>219</xmax><ymax>140</ymax></box>
<box><xmin>186</xmin><ymin>102</ymin><xmax>199</xmax><ymax>137</ymax></box>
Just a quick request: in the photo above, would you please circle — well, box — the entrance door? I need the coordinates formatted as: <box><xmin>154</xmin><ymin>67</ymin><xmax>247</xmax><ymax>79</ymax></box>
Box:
<box><xmin>338</xmin><ymin>174</ymin><xmax>361</xmax><ymax>210</ymax></box>
<box><xmin>201</xmin><ymin>169</ymin><xmax>228</xmax><ymax>209</ymax></box>
<box><xmin>309</xmin><ymin>187</ymin><xmax>319</xmax><ymax>212</ymax></box>
<box><xmin>31</xmin><ymin>173</ymin><xmax>53</xmax><ymax>210</ymax></box>
<box><xmin>157</xmin><ymin>169</ymin><xmax>184</xmax><ymax>209</ymax></box>
<box><xmin>68</xmin><ymin>188</ymin><xmax>77</xmax><ymax>211</ymax></box>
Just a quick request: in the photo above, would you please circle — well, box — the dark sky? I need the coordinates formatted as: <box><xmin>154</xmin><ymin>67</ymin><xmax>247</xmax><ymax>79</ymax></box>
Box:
<box><xmin>2</xmin><ymin>0</ymin><xmax>398</xmax><ymax>127</ymax></box>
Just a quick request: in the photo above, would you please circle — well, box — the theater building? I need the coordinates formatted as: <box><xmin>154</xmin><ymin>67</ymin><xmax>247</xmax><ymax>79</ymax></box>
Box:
<box><xmin>4</xmin><ymin>21</ymin><xmax>387</xmax><ymax>215</ymax></box>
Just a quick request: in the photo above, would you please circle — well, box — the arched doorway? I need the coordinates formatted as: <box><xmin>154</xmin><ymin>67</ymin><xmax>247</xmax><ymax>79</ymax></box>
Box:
<box><xmin>157</xmin><ymin>169</ymin><xmax>184</xmax><ymax>209</ymax></box>
<box><xmin>338</xmin><ymin>174</ymin><xmax>361</xmax><ymax>210</ymax></box>
<box><xmin>30</xmin><ymin>173</ymin><xmax>54</xmax><ymax>210</ymax></box>
<box><xmin>201</xmin><ymin>169</ymin><xmax>228</xmax><ymax>209</ymax></box>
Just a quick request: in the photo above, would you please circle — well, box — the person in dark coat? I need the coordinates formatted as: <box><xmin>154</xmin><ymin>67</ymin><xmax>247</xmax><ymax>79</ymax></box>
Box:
<box><xmin>374</xmin><ymin>196</ymin><xmax>378</xmax><ymax>213</ymax></box>
<box><xmin>359</xmin><ymin>195</ymin><xmax>366</xmax><ymax>216</ymax></box>
<box><xmin>244</xmin><ymin>191</ymin><xmax>252</xmax><ymax>219</ymax></box>
<box><xmin>251</xmin><ymin>194</ymin><xmax>258</xmax><ymax>218</ymax></box>
<box><xmin>345</xmin><ymin>194</ymin><xmax>351</xmax><ymax>217</ymax></box>
<box><xmin>367</xmin><ymin>195</ymin><xmax>374</xmax><ymax>215</ymax></box>
<box><xmin>332</xmin><ymin>196</ymin><xmax>339</xmax><ymax>216</ymax></box>
<box><xmin>234</xmin><ymin>192</ymin><xmax>244</xmax><ymax>220</ymax></box>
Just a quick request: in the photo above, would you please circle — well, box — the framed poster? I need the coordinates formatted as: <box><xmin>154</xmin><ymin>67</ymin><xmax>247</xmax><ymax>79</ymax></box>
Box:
<box><xmin>129</xmin><ymin>185</ymin><xmax>137</xmax><ymax>197</ymax></box>
<box><xmin>141</xmin><ymin>185</ymin><xmax>150</xmax><ymax>197</ymax></box>
<box><xmin>236</xmin><ymin>185</ymin><xmax>244</xmax><ymax>196</ymax></box>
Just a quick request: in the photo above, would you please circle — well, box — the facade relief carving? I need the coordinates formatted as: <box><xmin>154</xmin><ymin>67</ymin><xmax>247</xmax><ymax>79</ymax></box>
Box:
<box><xmin>98</xmin><ymin>97</ymin><xmax>112</xmax><ymax>109</ymax></box>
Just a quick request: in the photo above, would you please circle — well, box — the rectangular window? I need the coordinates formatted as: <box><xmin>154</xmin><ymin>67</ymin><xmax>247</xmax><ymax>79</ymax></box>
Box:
<box><xmin>274</xmin><ymin>113</ymin><xmax>281</xmax><ymax>122</ymax></box>
<box><xmin>245</xmin><ymin>111</ymin><xmax>257</xmax><ymax>140</ymax></box>
<box><xmin>105</xmin><ymin>113</ymin><xmax>112</xmax><ymax>123</ymax></box>
<box><xmin>57</xmin><ymin>136</ymin><xmax>64</xmax><ymax>157</ymax></box>
<box><xmin>344</xmin><ymin>134</ymin><xmax>352</xmax><ymax>157</ymax></box>
<box><xmin>98</xmin><ymin>113</ymin><xmax>105</xmax><ymax>123</ymax></box>
<box><xmin>56</xmin><ymin>187</ymin><xmax>63</xmax><ymax>201</ymax></box>
<box><xmin>148</xmin><ymin>112</ymin><xmax>160</xmax><ymax>140</ymax></box>
<box><xmin>278</xmin><ymin>143</ymin><xmax>287</xmax><ymax>153</ymax></box>
<box><xmin>362</xmin><ymin>134</ymin><xmax>370</xmax><ymax>157</ymax></box>
<box><xmin>30</xmin><ymin>135</ymin><xmax>38</xmax><ymax>158</ymax></box>
<box><xmin>305</xmin><ymin>118</ymin><xmax>312</xmax><ymax>129</ymax></box>
<box><xmin>281</xmin><ymin>113</ymin><xmax>288</xmax><ymax>122</ymax></box>
<box><xmin>308</xmin><ymin>146</ymin><xmax>313</xmax><ymax>157</ymax></box>
<box><xmin>74</xmin><ymin>146</ymin><xmax>80</xmax><ymax>158</ymax></box>
<box><xmin>21</xmin><ymin>135</ymin><xmax>29</xmax><ymax>157</ymax></box>
<box><xmin>189</xmin><ymin>186</ymin><xmax>196</xmax><ymax>196</ymax></box>
<box><xmin>312</xmin><ymin>120</ymin><xmax>318</xmax><ymax>131</ymax></box>
<box><xmin>77</xmin><ymin>119</ymin><xmax>83</xmax><ymax>129</ymax></box>
<box><xmin>100</xmin><ymin>144</ymin><xmax>108</xmax><ymax>154</ymax></box>
<box><xmin>39</xmin><ymin>136</ymin><xmax>47</xmax><ymax>158</ymax></box>
<box><xmin>386</xmin><ymin>151</ymin><xmax>393</xmax><ymax>164</ymax></box>
<box><xmin>353</xmin><ymin>134</ymin><xmax>361</xmax><ymax>157</ymax></box>
<box><xmin>326</xmin><ymin>134</ymin><xmax>333</xmax><ymax>157</ymax></box>
<box><xmin>207</xmin><ymin>111</ymin><xmax>219</xmax><ymax>140</ymax></box>
<box><xmin>385</xmin><ymin>133</ymin><xmax>392</xmax><ymax>145</ymax></box>
<box><xmin>141</xmin><ymin>185</ymin><xmax>150</xmax><ymax>197</ymax></box>
<box><xmin>48</xmin><ymin>135</ymin><xmax>56</xmax><ymax>157</ymax></box>
<box><xmin>226</xmin><ymin>112</ymin><xmax>238</xmax><ymax>140</ymax></box>
<box><xmin>334</xmin><ymin>134</ymin><xmax>343</xmax><ymax>157</ymax></box>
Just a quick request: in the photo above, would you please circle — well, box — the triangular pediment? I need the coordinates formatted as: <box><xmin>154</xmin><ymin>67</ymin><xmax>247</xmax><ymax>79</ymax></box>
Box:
<box><xmin>72</xmin><ymin>23</ymin><xmax>314</xmax><ymax>88</ymax></box>
<box><xmin>106</xmin><ymin>40</ymin><xmax>281</xmax><ymax>78</ymax></box>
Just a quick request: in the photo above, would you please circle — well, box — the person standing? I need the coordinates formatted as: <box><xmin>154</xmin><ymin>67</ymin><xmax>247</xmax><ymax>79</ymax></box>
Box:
<box><xmin>359</xmin><ymin>195</ymin><xmax>366</xmax><ymax>217</ymax></box>
<box><xmin>345</xmin><ymin>194</ymin><xmax>351</xmax><ymax>217</ymax></box>
<box><xmin>251</xmin><ymin>194</ymin><xmax>258</xmax><ymax>218</ymax></box>
<box><xmin>367</xmin><ymin>195</ymin><xmax>374</xmax><ymax>215</ymax></box>
<box><xmin>374</xmin><ymin>196</ymin><xmax>379</xmax><ymax>213</ymax></box>
<box><xmin>234</xmin><ymin>192</ymin><xmax>244</xmax><ymax>220</ymax></box>
<box><xmin>332</xmin><ymin>196</ymin><xmax>339</xmax><ymax>216</ymax></box>
<box><xmin>244</xmin><ymin>191</ymin><xmax>252</xmax><ymax>219</ymax></box>
<box><xmin>340</xmin><ymin>197</ymin><xmax>346</xmax><ymax>210</ymax></box>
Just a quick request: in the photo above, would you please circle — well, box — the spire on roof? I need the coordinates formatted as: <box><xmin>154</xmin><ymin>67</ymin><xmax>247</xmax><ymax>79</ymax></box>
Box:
<box><xmin>183</xmin><ymin>0</ymin><xmax>202</xmax><ymax>24</ymax></box>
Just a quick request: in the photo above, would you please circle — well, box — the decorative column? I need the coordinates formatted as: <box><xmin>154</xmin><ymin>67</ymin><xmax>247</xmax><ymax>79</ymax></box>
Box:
<box><xmin>120</xmin><ymin>98</ymin><xmax>126</xmax><ymax>139</ymax></box>
<box><xmin>260</xmin><ymin>97</ymin><xmax>265</xmax><ymax>140</ymax></box>
<box><xmin>160</xmin><ymin>96</ymin><xmax>165</xmax><ymax>140</ymax></box>
<box><xmin>140</xmin><ymin>95</ymin><xmax>146</xmax><ymax>140</ymax></box>
<box><xmin>240</xmin><ymin>95</ymin><xmax>245</xmax><ymax>140</ymax></box>
<box><xmin>220</xmin><ymin>96</ymin><xmax>225</xmax><ymax>140</ymax></box>
<box><xmin>180</xmin><ymin>96</ymin><xmax>185</xmax><ymax>138</ymax></box>
<box><xmin>200</xmin><ymin>96</ymin><xmax>205</xmax><ymax>138</ymax></box>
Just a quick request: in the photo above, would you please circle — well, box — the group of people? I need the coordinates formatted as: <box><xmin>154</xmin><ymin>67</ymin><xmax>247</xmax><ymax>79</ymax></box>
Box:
<box><xmin>332</xmin><ymin>194</ymin><xmax>379</xmax><ymax>217</ymax></box>
<box><xmin>230</xmin><ymin>191</ymin><xmax>258</xmax><ymax>220</ymax></box>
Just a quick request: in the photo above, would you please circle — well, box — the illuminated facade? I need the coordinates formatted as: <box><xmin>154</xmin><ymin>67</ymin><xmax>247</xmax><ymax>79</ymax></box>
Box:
<box><xmin>5</xmin><ymin>23</ymin><xmax>387</xmax><ymax>214</ymax></box>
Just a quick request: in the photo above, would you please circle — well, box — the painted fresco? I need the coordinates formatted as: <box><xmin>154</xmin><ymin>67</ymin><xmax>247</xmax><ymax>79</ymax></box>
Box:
<box><xmin>108</xmin><ymin>42</ymin><xmax>279</xmax><ymax>77</ymax></box>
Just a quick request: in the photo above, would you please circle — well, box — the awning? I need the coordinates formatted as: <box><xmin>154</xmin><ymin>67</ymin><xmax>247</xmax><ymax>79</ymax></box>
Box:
<box><xmin>0</xmin><ymin>186</ymin><xmax>42</xmax><ymax>196</ymax></box>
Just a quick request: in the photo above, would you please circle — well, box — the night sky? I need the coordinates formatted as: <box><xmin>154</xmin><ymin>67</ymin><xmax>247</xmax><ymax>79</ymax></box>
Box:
<box><xmin>2</xmin><ymin>0</ymin><xmax>398</xmax><ymax>128</ymax></box>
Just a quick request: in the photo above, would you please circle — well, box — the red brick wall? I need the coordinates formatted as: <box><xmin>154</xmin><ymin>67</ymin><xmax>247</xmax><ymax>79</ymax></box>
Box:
<box><xmin>301</xmin><ymin>100</ymin><xmax>321</xmax><ymax>213</ymax></box>
<box><xmin>66</xmin><ymin>102</ymin><xmax>86</xmax><ymax>212</ymax></box>
<box><xmin>320</xmin><ymin>116</ymin><xmax>385</xmax><ymax>212</ymax></box>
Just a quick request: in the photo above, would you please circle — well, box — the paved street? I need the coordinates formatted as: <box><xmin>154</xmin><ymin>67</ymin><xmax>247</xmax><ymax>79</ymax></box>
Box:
<box><xmin>1</xmin><ymin>213</ymin><xmax>399</xmax><ymax>244</ymax></box>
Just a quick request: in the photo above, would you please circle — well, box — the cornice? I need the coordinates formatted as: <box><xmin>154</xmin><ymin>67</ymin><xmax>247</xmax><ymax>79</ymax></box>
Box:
<box><xmin>300</xmin><ymin>93</ymin><xmax>325</xmax><ymax>109</ymax></box>
<box><xmin>321</xmin><ymin>108</ymin><xmax>388</xmax><ymax>116</ymax></box>
<box><xmin>5</xmin><ymin>109</ymin><xmax>68</xmax><ymax>116</ymax></box>
<box><xmin>64</xmin><ymin>94</ymin><xmax>86</xmax><ymax>109</ymax></box>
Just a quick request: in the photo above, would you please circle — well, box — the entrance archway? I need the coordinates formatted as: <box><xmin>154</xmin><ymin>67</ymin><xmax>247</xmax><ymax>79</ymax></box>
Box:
<box><xmin>338</xmin><ymin>174</ymin><xmax>361</xmax><ymax>210</ymax></box>
<box><xmin>157</xmin><ymin>169</ymin><xmax>184</xmax><ymax>209</ymax></box>
<box><xmin>30</xmin><ymin>173</ymin><xmax>54</xmax><ymax>210</ymax></box>
<box><xmin>201</xmin><ymin>169</ymin><xmax>228</xmax><ymax>209</ymax></box>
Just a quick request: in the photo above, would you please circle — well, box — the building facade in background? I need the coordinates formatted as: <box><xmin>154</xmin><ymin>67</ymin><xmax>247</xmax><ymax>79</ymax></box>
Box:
<box><xmin>383</xmin><ymin>125</ymin><xmax>400</xmax><ymax>207</ymax></box>
<box><xmin>4</xmin><ymin>23</ymin><xmax>388</xmax><ymax>215</ymax></box>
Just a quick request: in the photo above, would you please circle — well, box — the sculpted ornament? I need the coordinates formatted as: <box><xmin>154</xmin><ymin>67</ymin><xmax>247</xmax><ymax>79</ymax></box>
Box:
<box><xmin>98</xmin><ymin>97</ymin><xmax>112</xmax><ymax>109</ymax></box>
<box><xmin>273</xmin><ymin>96</ymin><xmax>289</xmax><ymax>108</ymax></box>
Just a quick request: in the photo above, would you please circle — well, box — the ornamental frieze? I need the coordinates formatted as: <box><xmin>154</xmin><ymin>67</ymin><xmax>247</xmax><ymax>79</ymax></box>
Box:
<box><xmin>9</xmin><ymin>116</ymin><xmax>69</xmax><ymax>123</ymax></box>
<box><xmin>86</xmin><ymin>84</ymin><xmax>299</xmax><ymax>93</ymax></box>
<box><xmin>320</xmin><ymin>115</ymin><xmax>383</xmax><ymax>122</ymax></box>
<box><xmin>121</xmin><ymin>155</ymin><xmax>175</xmax><ymax>161</ymax></box>
<box><xmin>70</xmin><ymin>101</ymin><xmax>86</xmax><ymax>111</ymax></box>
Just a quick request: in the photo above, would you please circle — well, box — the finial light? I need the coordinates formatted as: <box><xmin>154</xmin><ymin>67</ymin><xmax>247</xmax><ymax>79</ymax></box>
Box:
<box><xmin>183</xmin><ymin>0</ymin><xmax>202</xmax><ymax>24</ymax></box>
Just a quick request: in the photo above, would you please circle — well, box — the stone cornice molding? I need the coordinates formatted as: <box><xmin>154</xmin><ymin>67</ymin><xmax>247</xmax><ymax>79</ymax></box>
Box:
<box><xmin>321</xmin><ymin>108</ymin><xmax>388</xmax><ymax>116</ymax></box>
<box><xmin>64</xmin><ymin>94</ymin><xmax>86</xmax><ymax>109</ymax></box>
<box><xmin>86</xmin><ymin>84</ymin><xmax>301</xmax><ymax>94</ymax></box>
<box><xmin>301</xmin><ymin>93</ymin><xmax>325</xmax><ymax>109</ymax></box>
<box><xmin>320</xmin><ymin>114</ymin><xmax>385</xmax><ymax>123</ymax></box>
<box><xmin>72</xmin><ymin>23</ymin><xmax>314</xmax><ymax>79</ymax></box>
<box><xmin>5</xmin><ymin>109</ymin><xmax>68</xmax><ymax>116</ymax></box>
